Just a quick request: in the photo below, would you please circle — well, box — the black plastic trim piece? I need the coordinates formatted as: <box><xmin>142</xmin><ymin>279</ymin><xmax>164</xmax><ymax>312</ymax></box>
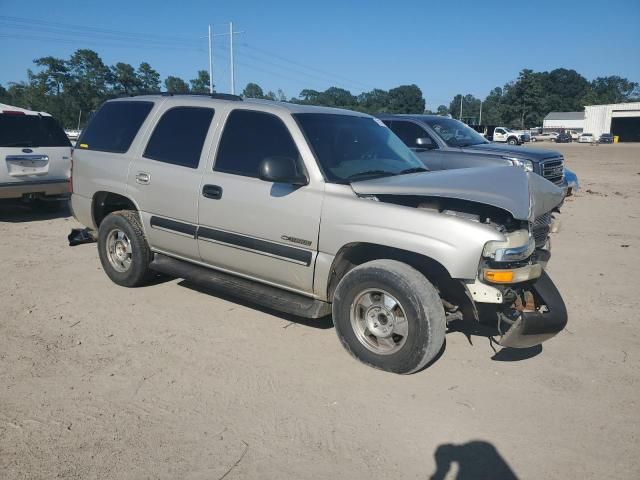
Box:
<box><xmin>0</xmin><ymin>179</ymin><xmax>68</xmax><ymax>187</ymax></box>
<box><xmin>150</xmin><ymin>216</ymin><xmax>197</xmax><ymax>238</ymax></box>
<box><xmin>499</xmin><ymin>271</ymin><xmax>568</xmax><ymax>348</ymax></box>
<box><xmin>197</xmin><ymin>226</ymin><xmax>312</xmax><ymax>266</ymax></box>
<box><xmin>149</xmin><ymin>253</ymin><xmax>330</xmax><ymax>318</ymax></box>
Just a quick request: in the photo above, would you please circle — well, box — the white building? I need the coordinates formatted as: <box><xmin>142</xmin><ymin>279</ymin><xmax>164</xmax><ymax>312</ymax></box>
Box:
<box><xmin>542</xmin><ymin>112</ymin><xmax>585</xmax><ymax>132</ymax></box>
<box><xmin>583</xmin><ymin>102</ymin><xmax>640</xmax><ymax>142</ymax></box>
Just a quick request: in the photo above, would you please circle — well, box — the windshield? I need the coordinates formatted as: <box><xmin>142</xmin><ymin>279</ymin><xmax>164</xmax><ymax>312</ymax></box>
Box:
<box><xmin>0</xmin><ymin>114</ymin><xmax>71</xmax><ymax>148</ymax></box>
<box><xmin>294</xmin><ymin>113</ymin><xmax>427</xmax><ymax>183</ymax></box>
<box><xmin>421</xmin><ymin>117</ymin><xmax>488</xmax><ymax>148</ymax></box>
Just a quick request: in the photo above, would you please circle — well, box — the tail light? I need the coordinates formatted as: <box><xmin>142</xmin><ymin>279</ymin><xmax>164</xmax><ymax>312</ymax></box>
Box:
<box><xmin>68</xmin><ymin>148</ymin><xmax>74</xmax><ymax>193</ymax></box>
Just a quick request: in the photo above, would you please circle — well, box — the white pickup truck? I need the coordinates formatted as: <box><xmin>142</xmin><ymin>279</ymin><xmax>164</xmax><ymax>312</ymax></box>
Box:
<box><xmin>491</xmin><ymin>127</ymin><xmax>528</xmax><ymax>145</ymax></box>
<box><xmin>0</xmin><ymin>103</ymin><xmax>72</xmax><ymax>209</ymax></box>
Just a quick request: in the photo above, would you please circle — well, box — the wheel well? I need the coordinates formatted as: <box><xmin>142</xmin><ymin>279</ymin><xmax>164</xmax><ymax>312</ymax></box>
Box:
<box><xmin>92</xmin><ymin>191</ymin><xmax>137</xmax><ymax>227</ymax></box>
<box><xmin>327</xmin><ymin>243</ymin><xmax>455</xmax><ymax>300</ymax></box>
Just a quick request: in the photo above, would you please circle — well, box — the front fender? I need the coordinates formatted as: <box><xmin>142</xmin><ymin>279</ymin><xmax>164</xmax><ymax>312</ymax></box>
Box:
<box><xmin>318</xmin><ymin>185</ymin><xmax>505</xmax><ymax>280</ymax></box>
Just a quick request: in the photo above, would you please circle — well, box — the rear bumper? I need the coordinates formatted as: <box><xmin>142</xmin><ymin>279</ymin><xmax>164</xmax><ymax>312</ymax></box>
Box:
<box><xmin>0</xmin><ymin>179</ymin><xmax>69</xmax><ymax>199</ymax></box>
<box><xmin>499</xmin><ymin>271</ymin><xmax>568</xmax><ymax>348</ymax></box>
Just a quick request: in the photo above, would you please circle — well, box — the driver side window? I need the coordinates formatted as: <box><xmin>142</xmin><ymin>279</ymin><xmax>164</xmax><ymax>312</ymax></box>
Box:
<box><xmin>388</xmin><ymin>121</ymin><xmax>435</xmax><ymax>149</ymax></box>
<box><xmin>214</xmin><ymin>109</ymin><xmax>301</xmax><ymax>178</ymax></box>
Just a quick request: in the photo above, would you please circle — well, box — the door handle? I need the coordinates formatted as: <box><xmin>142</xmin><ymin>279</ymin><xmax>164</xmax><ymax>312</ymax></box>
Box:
<box><xmin>202</xmin><ymin>184</ymin><xmax>223</xmax><ymax>200</ymax></box>
<box><xmin>136</xmin><ymin>172</ymin><xmax>151</xmax><ymax>185</ymax></box>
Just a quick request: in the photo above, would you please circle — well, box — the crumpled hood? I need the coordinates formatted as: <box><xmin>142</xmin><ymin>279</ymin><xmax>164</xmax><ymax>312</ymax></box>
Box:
<box><xmin>350</xmin><ymin>166</ymin><xmax>564</xmax><ymax>221</ymax></box>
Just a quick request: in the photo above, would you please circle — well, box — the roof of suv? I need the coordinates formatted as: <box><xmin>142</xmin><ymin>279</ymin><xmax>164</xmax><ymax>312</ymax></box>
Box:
<box><xmin>375</xmin><ymin>114</ymin><xmax>448</xmax><ymax>122</ymax></box>
<box><xmin>0</xmin><ymin>103</ymin><xmax>52</xmax><ymax>116</ymax></box>
<box><xmin>110</xmin><ymin>95</ymin><xmax>369</xmax><ymax>117</ymax></box>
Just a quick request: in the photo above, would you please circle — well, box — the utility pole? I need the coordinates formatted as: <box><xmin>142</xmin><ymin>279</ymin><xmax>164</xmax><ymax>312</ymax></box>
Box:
<box><xmin>208</xmin><ymin>25</ymin><xmax>213</xmax><ymax>93</ymax></box>
<box><xmin>479</xmin><ymin>101</ymin><xmax>483</xmax><ymax>126</ymax></box>
<box><xmin>229</xmin><ymin>22</ymin><xmax>235</xmax><ymax>95</ymax></box>
<box><xmin>459</xmin><ymin>95</ymin><xmax>463</xmax><ymax>121</ymax></box>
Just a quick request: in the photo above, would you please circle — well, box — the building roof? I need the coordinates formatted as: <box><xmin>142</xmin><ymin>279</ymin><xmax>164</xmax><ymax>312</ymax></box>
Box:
<box><xmin>544</xmin><ymin>111</ymin><xmax>584</xmax><ymax>121</ymax></box>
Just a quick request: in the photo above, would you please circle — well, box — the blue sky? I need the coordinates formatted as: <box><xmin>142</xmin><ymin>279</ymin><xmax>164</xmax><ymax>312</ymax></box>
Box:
<box><xmin>1</xmin><ymin>0</ymin><xmax>639</xmax><ymax>107</ymax></box>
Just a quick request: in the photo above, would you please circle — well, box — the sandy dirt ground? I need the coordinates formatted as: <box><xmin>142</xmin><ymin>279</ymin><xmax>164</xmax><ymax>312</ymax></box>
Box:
<box><xmin>1</xmin><ymin>143</ymin><xmax>639</xmax><ymax>479</ymax></box>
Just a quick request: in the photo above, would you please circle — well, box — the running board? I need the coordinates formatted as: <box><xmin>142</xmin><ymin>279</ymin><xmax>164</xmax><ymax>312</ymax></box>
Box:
<box><xmin>149</xmin><ymin>253</ymin><xmax>332</xmax><ymax>319</ymax></box>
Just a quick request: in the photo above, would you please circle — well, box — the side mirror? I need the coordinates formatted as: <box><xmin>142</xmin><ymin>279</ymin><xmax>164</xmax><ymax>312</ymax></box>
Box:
<box><xmin>259</xmin><ymin>156</ymin><xmax>308</xmax><ymax>186</ymax></box>
<box><xmin>416</xmin><ymin>137</ymin><xmax>436</xmax><ymax>149</ymax></box>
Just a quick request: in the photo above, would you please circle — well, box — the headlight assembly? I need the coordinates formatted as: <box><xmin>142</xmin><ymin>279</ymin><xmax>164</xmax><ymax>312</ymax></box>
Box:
<box><xmin>504</xmin><ymin>156</ymin><xmax>534</xmax><ymax>172</ymax></box>
<box><xmin>483</xmin><ymin>229</ymin><xmax>536</xmax><ymax>262</ymax></box>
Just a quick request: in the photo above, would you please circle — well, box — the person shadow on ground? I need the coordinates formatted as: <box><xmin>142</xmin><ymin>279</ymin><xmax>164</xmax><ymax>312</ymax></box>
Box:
<box><xmin>429</xmin><ymin>440</ymin><xmax>518</xmax><ymax>480</ymax></box>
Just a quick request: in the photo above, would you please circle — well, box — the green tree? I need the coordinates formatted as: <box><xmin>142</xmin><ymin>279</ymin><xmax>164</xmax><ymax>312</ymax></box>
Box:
<box><xmin>111</xmin><ymin>62</ymin><xmax>140</xmax><ymax>95</ymax></box>
<box><xmin>298</xmin><ymin>89</ymin><xmax>322</xmax><ymax>103</ymax></box>
<box><xmin>436</xmin><ymin>104</ymin><xmax>449</xmax><ymax>116</ymax></box>
<box><xmin>32</xmin><ymin>56</ymin><xmax>68</xmax><ymax>96</ymax></box>
<box><xmin>480</xmin><ymin>87</ymin><xmax>504</xmax><ymax>125</ymax></box>
<box><xmin>190</xmin><ymin>70</ymin><xmax>211</xmax><ymax>93</ymax></box>
<box><xmin>499</xmin><ymin>69</ymin><xmax>547</xmax><ymax>128</ymax></box>
<box><xmin>586</xmin><ymin>76</ymin><xmax>639</xmax><ymax>104</ymax></box>
<box><xmin>137</xmin><ymin>62</ymin><xmax>161</xmax><ymax>92</ymax></box>
<box><xmin>357</xmin><ymin>89</ymin><xmax>390</xmax><ymax>113</ymax></box>
<box><xmin>449</xmin><ymin>94</ymin><xmax>482</xmax><ymax>122</ymax></box>
<box><xmin>164</xmin><ymin>76</ymin><xmax>190</xmax><ymax>93</ymax></box>
<box><xmin>387</xmin><ymin>84</ymin><xmax>425</xmax><ymax>114</ymax></box>
<box><xmin>62</xmin><ymin>49</ymin><xmax>112</xmax><ymax>127</ymax></box>
<box><xmin>242</xmin><ymin>82</ymin><xmax>264</xmax><ymax>98</ymax></box>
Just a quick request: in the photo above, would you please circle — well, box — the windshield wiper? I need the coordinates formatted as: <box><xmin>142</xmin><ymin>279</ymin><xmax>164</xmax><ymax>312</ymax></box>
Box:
<box><xmin>346</xmin><ymin>170</ymin><xmax>396</xmax><ymax>181</ymax></box>
<box><xmin>399</xmin><ymin>167</ymin><xmax>428</xmax><ymax>174</ymax></box>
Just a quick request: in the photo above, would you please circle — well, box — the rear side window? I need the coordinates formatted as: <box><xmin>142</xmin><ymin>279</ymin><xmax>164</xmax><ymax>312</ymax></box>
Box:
<box><xmin>143</xmin><ymin>107</ymin><xmax>214</xmax><ymax>169</ymax></box>
<box><xmin>214</xmin><ymin>110</ymin><xmax>300</xmax><ymax>177</ymax></box>
<box><xmin>78</xmin><ymin>101</ymin><xmax>153</xmax><ymax>153</ymax></box>
<box><xmin>0</xmin><ymin>114</ymin><xmax>71</xmax><ymax>148</ymax></box>
<box><xmin>388</xmin><ymin>121</ymin><xmax>429</xmax><ymax>147</ymax></box>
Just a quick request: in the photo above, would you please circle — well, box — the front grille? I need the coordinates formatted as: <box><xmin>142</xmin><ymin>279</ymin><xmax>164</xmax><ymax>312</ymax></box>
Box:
<box><xmin>541</xmin><ymin>157</ymin><xmax>564</xmax><ymax>185</ymax></box>
<box><xmin>532</xmin><ymin>212</ymin><xmax>552</xmax><ymax>247</ymax></box>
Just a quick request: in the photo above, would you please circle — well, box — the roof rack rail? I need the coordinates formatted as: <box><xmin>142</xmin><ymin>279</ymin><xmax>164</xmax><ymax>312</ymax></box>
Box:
<box><xmin>161</xmin><ymin>92</ymin><xmax>243</xmax><ymax>101</ymax></box>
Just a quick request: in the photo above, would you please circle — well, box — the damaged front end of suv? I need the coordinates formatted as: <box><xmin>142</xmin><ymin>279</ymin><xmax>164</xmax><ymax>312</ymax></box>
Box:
<box><xmin>349</xmin><ymin>165</ymin><xmax>567</xmax><ymax>348</ymax></box>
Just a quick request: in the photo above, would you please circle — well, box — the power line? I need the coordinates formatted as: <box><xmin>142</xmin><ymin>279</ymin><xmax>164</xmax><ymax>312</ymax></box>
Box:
<box><xmin>238</xmin><ymin>42</ymin><xmax>377</xmax><ymax>91</ymax></box>
<box><xmin>0</xmin><ymin>15</ymin><xmax>202</xmax><ymax>46</ymax></box>
<box><xmin>0</xmin><ymin>33</ymin><xmax>206</xmax><ymax>52</ymax></box>
<box><xmin>215</xmin><ymin>40</ymin><xmax>374</xmax><ymax>94</ymax></box>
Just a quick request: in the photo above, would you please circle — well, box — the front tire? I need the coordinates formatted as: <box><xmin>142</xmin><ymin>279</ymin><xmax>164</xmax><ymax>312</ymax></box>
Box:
<box><xmin>98</xmin><ymin>210</ymin><xmax>153</xmax><ymax>287</ymax></box>
<box><xmin>332</xmin><ymin>259</ymin><xmax>446</xmax><ymax>374</ymax></box>
<box><xmin>507</xmin><ymin>137</ymin><xmax>518</xmax><ymax>145</ymax></box>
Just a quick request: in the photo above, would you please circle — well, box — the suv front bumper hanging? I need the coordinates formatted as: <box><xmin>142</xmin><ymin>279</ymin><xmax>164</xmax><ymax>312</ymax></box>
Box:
<box><xmin>498</xmin><ymin>271</ymin><xmax>568</xmax><ymax>348</ymax></box>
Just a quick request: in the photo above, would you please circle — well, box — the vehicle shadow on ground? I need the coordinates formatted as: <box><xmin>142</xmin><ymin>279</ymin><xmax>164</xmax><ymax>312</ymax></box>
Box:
<box><xmin>446</xmin><ymin>318</ymin><xmax>543</xmax><ymax>362</ymax></box>
<box><xmin>429</xmin><ymin>440</ymin><xmax>519</xmax><ymax>479</ymax></box>
<box><xmin>177</xmin><ymin>279</ymin><xmax>334</xmax><ymax>329</ymax></box>
<box><xmin>0</xmin><ymin>200</ymin><xmax>71</xmax><ymax>223</ymax></box>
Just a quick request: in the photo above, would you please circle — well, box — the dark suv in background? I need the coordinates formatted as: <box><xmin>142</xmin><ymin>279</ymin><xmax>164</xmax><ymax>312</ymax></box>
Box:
<box><xmin>377</xmin><ymin>115</ymin><xmax>567</xmax><ymax>188</ymax></box>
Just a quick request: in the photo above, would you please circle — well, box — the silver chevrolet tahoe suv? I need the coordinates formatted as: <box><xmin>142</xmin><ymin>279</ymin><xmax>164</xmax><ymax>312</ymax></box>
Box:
<box><xmin>71</xmin><ymin>94</ymin><xmax>567</xmax><ymax>374</ymax></box>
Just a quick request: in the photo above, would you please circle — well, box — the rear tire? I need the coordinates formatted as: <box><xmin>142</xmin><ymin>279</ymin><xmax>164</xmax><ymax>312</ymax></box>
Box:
<box><xmin>507</xmin><ymin>137</ymin><xmax>518</xmax><ymax>145</ymax></box>
<box><xmin>97</xmin><ymin>210</ymin><xmax>153</xmax><ymax>287</ymax></box>
<box><xmin>332</xmin><ymin>259</ymin><xmax>446</xmax><ymax>374</ymax></box>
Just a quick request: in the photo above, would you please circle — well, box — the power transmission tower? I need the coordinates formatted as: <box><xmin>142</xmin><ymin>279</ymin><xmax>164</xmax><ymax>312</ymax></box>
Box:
<box><xmin>206</xmin><ymin>22</ymin><xmax>244</xmax><ymax>94</ymax></box>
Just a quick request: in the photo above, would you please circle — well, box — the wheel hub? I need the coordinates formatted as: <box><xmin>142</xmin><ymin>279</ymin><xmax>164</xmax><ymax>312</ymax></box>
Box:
<box><xmin>365</xmin><ymin>306</ymin><xmax>396</xmax><ymax>338</ymax></box>
<box><xmin>350</xmin><ymin>288</ymin><xmax>409</xmax><ymax>355</ymax></box>
<box><xmin>105</xmin><ymin>229</ymin><xmax>132</xmax><ymax>273</ymax></box>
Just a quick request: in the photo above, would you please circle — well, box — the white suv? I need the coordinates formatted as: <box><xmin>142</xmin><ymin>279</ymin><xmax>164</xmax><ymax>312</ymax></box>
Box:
<box><xmin>0</xmin><ymin>103</ymin><xmax>72</xmax><ymax>208</ymax></box>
